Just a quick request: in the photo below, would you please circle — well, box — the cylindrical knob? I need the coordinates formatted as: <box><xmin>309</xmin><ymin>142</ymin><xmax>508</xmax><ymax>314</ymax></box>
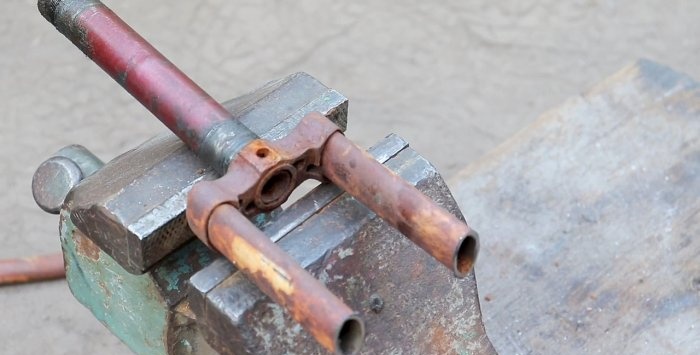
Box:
<box><xmin>32</xmin><ymin>145</ymin><xmax>104</xmax><ymax>214</ymax></box>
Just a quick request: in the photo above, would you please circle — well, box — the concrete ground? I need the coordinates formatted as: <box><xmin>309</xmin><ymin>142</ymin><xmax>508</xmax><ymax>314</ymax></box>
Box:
<box><xmin>1</xmin><ymin>0</ymin><xmax>698</xmax><ymax>354</ymax></box>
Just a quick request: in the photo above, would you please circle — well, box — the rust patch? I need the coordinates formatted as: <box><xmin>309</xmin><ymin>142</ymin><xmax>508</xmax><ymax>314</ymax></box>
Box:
<box><xmin>422</xmin><ymin>324</ymin><xmax>453</xmax><ymax>355</ymax></box>
<box><xmin>74</xmin><ymin>230</ymin><xmax>100</xmax><ymax>261</ymax></box>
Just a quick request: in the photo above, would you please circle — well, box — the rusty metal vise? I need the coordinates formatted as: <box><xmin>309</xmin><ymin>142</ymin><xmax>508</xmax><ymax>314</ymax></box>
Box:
<box><xmin>30</xmin><ymin>0</ymin><xmax>494</xmax><ymax>354</ymax></box>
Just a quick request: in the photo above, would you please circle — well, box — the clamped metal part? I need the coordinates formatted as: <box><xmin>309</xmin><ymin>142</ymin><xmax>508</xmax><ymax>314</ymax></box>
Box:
<box><xmin>38</xmin><ymin>0</ymin><xmax>480</xmax><ymax>353</ymax></box>
<box><xmin>188</xmin><ymin>113</ymin><xmax>363</xmax><ymax>353</ymax></box>
<box><xmin>187</xmin><ymin>113</ymin><xmax>340</xmax><ymax>229</ymax></box>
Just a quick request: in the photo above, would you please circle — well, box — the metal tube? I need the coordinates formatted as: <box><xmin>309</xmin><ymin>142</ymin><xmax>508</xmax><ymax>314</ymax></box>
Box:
<box><xmin>0</xmin><ymin>253</ymin><xmax>65</xmax><ymax>285</ymax></box>
<box><xmin>321</xmin><ymin>133</ymin><xmax>479</xmax><ymax>278</ymax></box>
<box><xmin>208</xmin><ymin>204</ymin><xmax>365</xmax><ymax>355</ymax></box>
<box><xmin>37</xmin><ymin>0</ymin><xmax>255</xmax><ymax>173</ymax></box>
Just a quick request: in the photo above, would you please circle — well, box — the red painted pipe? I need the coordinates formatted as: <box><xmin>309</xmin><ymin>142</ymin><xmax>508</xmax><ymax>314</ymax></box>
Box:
<box><xmin>38</xmin><ymin>0</ymin><xmax>253</xmax><ymax>172</ymax></box>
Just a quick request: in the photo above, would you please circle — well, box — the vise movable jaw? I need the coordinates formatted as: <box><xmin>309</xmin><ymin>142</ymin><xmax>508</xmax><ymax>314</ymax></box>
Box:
<box><xmin>65</xmin><ymin>72</ymin><xmax>348</xmax><ymax>275</ymax></box>
<box><xmin>41</xmin><ymin>72</ymin><xmax>494</xmax><ymax>354</ymax></box>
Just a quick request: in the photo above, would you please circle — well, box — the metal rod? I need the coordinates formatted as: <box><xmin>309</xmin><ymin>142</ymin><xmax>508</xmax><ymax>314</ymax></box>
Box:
<box><xmin>208</xmin><ymin>204</ymin><xmax>364</xmax><ymax>355</ymax></box>
<box><xmin>0</xmin><ymin>253</ymin><xmax>65</xmax><ymax>285</ymax></box>
<box><xmin>321</xmin><ymin>132</ymin><xmax>479</xmax><ymax>278</ymax></box>
<box><xmin>38</xmin><ymin>0</ymin><xmax>255</xmax><ymax>173</ymax></box>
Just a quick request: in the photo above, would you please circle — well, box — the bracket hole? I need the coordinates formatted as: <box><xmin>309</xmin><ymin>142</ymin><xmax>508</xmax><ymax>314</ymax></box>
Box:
<box><xmin>260</xmin><ymin>169</ymin><xmax>293</xmax><ymax>206</ymax></box>
<box><xmin>256</xmin><ymin>148</ymin><xmax>270</xmax><ymax>158</ymax></box>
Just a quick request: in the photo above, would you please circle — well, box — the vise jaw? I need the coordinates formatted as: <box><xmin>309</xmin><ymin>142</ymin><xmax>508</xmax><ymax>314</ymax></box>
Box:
<box><xmin>49</xmin><ymin>73</ymin><xmax>494</xmax><ymax>354</ymax></box>
<box><xmin>66</xmin><ymin>72</ymin><xmax>347</xmax><ymax>274</ymax></box>
<box><xmin>188</xmin><ymin>133</ymin><xmax>493</xmax><ymax>354</ymax></box>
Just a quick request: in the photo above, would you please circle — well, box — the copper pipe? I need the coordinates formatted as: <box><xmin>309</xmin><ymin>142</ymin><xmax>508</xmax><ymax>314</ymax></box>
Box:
<box><xmin>321</xmin><ymin>132</ymin><xmax>479</xmax><ymax>278</ymax></box>
<box><xmin>208</xmin><ymin>204</ymin><xmax>364</xmax><ymax>354</ymax></box>
<box><xmin>0</xmin><ymin>253</ymin><xmax>65</xmax><ymax>285</ymax></box>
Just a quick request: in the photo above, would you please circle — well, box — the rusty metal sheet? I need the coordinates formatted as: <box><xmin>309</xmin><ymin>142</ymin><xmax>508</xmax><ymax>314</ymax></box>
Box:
<box><xmin>451</xmin><ymin>59</ymin><xmax>700</xmax><ymax>354</ymax></box>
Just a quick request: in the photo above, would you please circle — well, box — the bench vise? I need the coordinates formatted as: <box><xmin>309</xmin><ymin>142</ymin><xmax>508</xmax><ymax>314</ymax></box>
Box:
<box><xmin>31</xmin><ymin>0</ymin><xmax>494</xmax><ymax>354</ymax></box>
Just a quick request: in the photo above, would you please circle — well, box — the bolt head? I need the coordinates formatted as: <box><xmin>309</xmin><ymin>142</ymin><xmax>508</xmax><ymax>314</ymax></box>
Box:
<box><xmin>369</xmin><ymin>293</ymin><xmax>384</xmax><ymax>313</ymax></box>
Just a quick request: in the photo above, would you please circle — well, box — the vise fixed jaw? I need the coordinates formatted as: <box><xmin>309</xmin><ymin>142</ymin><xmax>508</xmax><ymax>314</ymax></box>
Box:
<box><xmin>64</xmin><ymin>72</ymin><xmax>347</xmax><ymax>274</ymax></box>
<box><xmin>188</xmin><ymin>134</ymin><xmax>491</xmax><ymax>354</ymax></box>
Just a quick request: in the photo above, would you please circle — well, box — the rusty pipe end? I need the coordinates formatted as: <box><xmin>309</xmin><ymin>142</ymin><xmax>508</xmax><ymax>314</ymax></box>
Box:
<box><xmin>453</xmin><ymin>231</ymin><xmax>480</xmax><ymax>278</ymax></box>
<box><xmin>335</xmin><ymin>314</ymin><xmax>365</xmax><ymax>355</ymax></box>
<box><xmin>321</xmin><ymin>132</ymin><xmax>481</xmax><ymax>279</ymax></box>
<box><xmin>254</xmin><ymin>164</ymin><xmax>296</xmax><ymax>210</ymax></box>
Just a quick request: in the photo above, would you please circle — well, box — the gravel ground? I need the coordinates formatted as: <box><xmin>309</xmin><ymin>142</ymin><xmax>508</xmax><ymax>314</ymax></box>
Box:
<box><xmin>1</xmin><ymin>0</ymin><xmax>698</xmax><ymax>354</ymax></box>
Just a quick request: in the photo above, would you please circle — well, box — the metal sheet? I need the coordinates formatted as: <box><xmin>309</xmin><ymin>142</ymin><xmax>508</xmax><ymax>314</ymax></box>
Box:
<box><xmin>451</xmin><ymin>59</ymin><xmax>700</xmax><ymax>354</ymax></box>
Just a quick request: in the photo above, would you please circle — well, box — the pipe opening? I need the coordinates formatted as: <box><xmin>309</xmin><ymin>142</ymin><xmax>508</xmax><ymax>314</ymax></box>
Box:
<box><xmin>337</xmin><ymin>316</ymin><xmax>364</xmax><ymax>355</ymax></box>
<box><xmin>259</xmin><ymin>169</ymin><xmax>294</xmax><ymax>206</ymax></box>
<box><xmin>455</xmin><ymin>234</ymin><xmax>479</xmax><ymax>277</ymax></box>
